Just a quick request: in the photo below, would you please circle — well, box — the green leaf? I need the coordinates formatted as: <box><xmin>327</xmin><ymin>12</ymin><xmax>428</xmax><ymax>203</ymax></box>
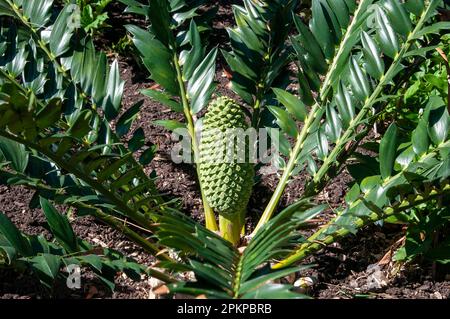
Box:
<box><xmin>361</xmin><ymin>31</ymin><xmax>384</xmax><ymax>80</ymax></box>
<box><xmin>375</xmin><ymin>7</ymin><xmax>399</xmax><ymax>59</ymax></box>
<box><xmin>126</xmin><ymin>25</ymin><xmax>179</xmax><ymax>95</ymax></box>
<box><xmin>379</xmin><ymin>123</ymin><xmax>398</xmax><ymax>179</ymax></box>
<box><xmin>428</xmin><ymin>105</ymin><xmax>449</xmax><ymax>146</ymax></box>
<box><xmin>189</xmin><ymin>260</ymin><xmax>231</xmax><ymax>289</ymax></box>
<box><xmin>360</xmin><ymin>175</ymin><xmax>382</xmax><ymax>193</ymax></box>
<box><xmin>325</xmin><ymin>105</ymin><xmax>342</xmax><ymax>143</ymax></box>
<box><xmin>79</xmin><ymin>254</ymin><xmax>103</xmax><ymax>272</ymax></box>
<box><xmin>412</xmin><ymin>119</ymin><xmax>429</xmax><ymax>156</ymax></box>
<box><xmin>148</xmin><ymin>0</ymin><xmax>174</xmax><ymax>47</ymax></box>
<box><xmin>153</xmin><ymin>120</ymin><xmax>185</xmax><ymax>132</ymax></box>
<box><xmin>306</xmin><ymin>155</ymin><xmax>318</xmax><ymax>175</ymax></box>
<box><xmin>92</xmin><ymin>52</ymin><xmax>108</xmax><ymax>103</ymax></box>
<box><xmin>404</xmin><ymin>0</ymin><xmax>425</xmax><ymax>16</ymax></box>
<box><xmin>30</xmin><ymin>254</ymin><xmax>61</xmax><ymax>288</ymax></box>
<box><xmin>36</xmin><ymin>98</ymin><xmax>63</xmax><ymax>129</ymax></box>
<box><xmin>382</xmin><ymin>0</ymin><xmax>412</xmax><ymax>36</ymax></box>
<box><xmin>413</xmin><ymin>22</ymin><xmax>450</xmax><ymax>39</ymax></box>
<box><xmin>221</xmin><ymin>49</ymin><xmax>258</xmax><ymax>81</ymax></box>
<box><xmin>96</xmin><ymin>153</ymin><xmax>132</xmax><ymax>182</ymax></box>
<box><xmin>318</xmin><ymin>0</ymin><xmax>342</xmax><ymax>44</ymax></box>
<box><xmin>395</xmin><ymin>145</ymin><xmax>415</xmax><ymax>169</ymax></box>
<box><xmin>22</xmin><ymin>0</ymin><xmax>53</xmax><ymax>28</ymax></box>
<box><xmin>0</xmin><ymin>1</ymin><xmax>14</xmax><ymax>17</ymax></box>
<box><xmin>326</xmin><ymin>0</ymin><xmax>350</xmax><ymax>30</ymax></box>
<box><xmin>173</xmin><ymin>7</ymin><xmax>199</xmax><ymax>26</ymax></box>
<box><xmin>297</xmin><ymin>70</ymin><xmax>315</xmax><ymax>106</ymax></box>
<box><xmin>241</xmin><ymin>283</ymin><xmax>309</xmax><ymax>299</ymax></box>
<box><xmin>348</xmin><ymin>153</ymin><xmax>380</xmax><ymax>183</ymax></box>
<box><xmin>139</xmin><ymin>145</ymin><xmax>157</xmax><ymax>165</ymax></box>
<box><xmin>316</xmin><ymin>129</ymin><xmax>329</xmax><ymax>160</ymax></box>
<box><xmin>0</xmin><ymin>213</ymin><xmax>32</xmax><ymax>257</ymax></box>
<box><xmin>348</xmin><ymin>57</ymin><xmax>371</xmax><ymax>101</ymax></box>
<box><xmin>404</xmin><ymin>80</ymin><xmax>421</xmax><ymax>101</ymax></box>
<box><xmin>229</xmin><ymin>73</ymin><xmax>256</xmax><ymax>105</ymax></box>
<box><xmin>344</xmin><ymin>0</ymin><xmax>357</xmax><ymax>12</ymax></box>
<box><xmin>0</xmin><ymin>136</ymin><xmax>29</xmax><ymax>173</ymax></box>
<box><xmin>310</xmin><ymin>0</ymin><xmax>336</xmax><ymax>60</ymax></box>
<box><xmin>40</xmin><ymin>197</ymin><xmax>78</xmax><ymax>253</ymax></box>
<box><xmin>119</xmin><ymin>0</ymin><xmax>149</xmax><ymax>16</ymax></box>
<box><xmin>0</xmin><ymin>240</ymin><xmax>17</xmax><ymax>265</ymax></box>
<box><xmin>345</xmin><ymin>183</ymin><xmax>360</xmax><ymax>204</ymax></box>
<box><xmin>140</xmin><ymin>89</ymin><xmax>182</xmax><ymax>113</ymax></box>
<box><xmin>239</xmin><ymin>266</ymin><xmax>311</xmax><ymax>295</ymax></box>
<box><xmin>50</xmin><ymin>5</ymin><xmax>77</xmax><ymax>57</ymax></box>
<box><xmin>71</xmin><ymin>39</ymin><xmax>93</xmax><ymax>92</ymax></box>
<box><xmin>404</xmin><ymin>45</ymin><xmax>440</xmax><ymax>58</ymax></box>
<box><xmin>230</xmin><ymin>25</ymin><xmax>264</xmax><ymax>56</ymax></box>
<box><xmin>293</xmin><ymin>41</ymin><xmax>322</xmax><ymax>92</ymax></box>
<box><xmin>187</xmin><ymin>48</ymin><xmax>217</xmax><ymax>114</ymax></box>
<box><xmin>116</xmin><ymin>100</ymin><xmax>144</xmax><ymax>137</ymax></box>
<box><xmin>102</xmin><ymin>60</ymin><xmax>124</xmax><ymax>121</ymax></box>
<box><xmin>292</xmin><ymin>14</ymin><xmax>327</xmax><ymax>74</ymax></box>
<box><xmin>335</xmin><ymin>82</ymin><xmax>355</xmax><ymax>128</ymax></box>
<box><xmin>267</xmin><ymin>127</ymin><xmax>291</xmax><ymax>156</ymax></box>
<box><xmin>268</xmin><ymin>106</ymin><xmax>298</xmax><ymax>138</ymax></box>
<box><xmin>67</xmin><ymin>109</ymin><xmax>92</xmax><ymax>139</ymax></box>
<box><xmin>129</xmin><ymin>128</ymin><xmax>145</xmax><ymax>152</ymax></box>
<box><xmin>183</xmin><ymin>20</ymin><xmax>204</xmax><ymax>80</ymax></box>
<box><xmin>272</xmin><ymin>88</ymin><xmax>307</xmax><ymax>121</ymax></box>
<box><xmin>293</xmin><ymin>204</ymin><xmax>328</xmax><ymax>222</ymax></box>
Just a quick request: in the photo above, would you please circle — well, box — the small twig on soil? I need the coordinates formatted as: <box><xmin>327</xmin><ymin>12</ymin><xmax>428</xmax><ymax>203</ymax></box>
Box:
<box><xmin>111</xmin><ymin>215</ymin><xmax>154</xmax><ymax>234</ymax></box>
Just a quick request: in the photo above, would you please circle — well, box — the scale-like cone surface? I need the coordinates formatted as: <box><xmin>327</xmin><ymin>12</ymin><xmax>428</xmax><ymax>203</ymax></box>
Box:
<box><xmin>199</xmin><ymin>97</ymin><xmax>254</xmax><ymax>216</ymax></box>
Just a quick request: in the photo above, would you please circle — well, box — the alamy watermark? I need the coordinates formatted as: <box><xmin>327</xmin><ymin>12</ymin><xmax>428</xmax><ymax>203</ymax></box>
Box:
<box><xmin>66</xmin><ymin>4</ymin><xmax>82</xmax><ymax>30</ymax></box>
<box><xmin>66</xmin><ymin>264</ymin><xmax>81</xmax><ymax>289</ymax></box>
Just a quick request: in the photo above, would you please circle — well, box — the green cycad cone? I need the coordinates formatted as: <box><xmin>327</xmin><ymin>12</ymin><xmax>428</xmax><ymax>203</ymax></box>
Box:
<box><xmin>198</xmin><ymin>97</ymin><xmax>254</xmax><ymax>244</ymax></box>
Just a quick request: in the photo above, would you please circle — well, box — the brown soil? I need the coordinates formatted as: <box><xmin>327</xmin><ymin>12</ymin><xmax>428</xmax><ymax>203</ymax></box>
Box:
<box><xmin>0</xmin><ymin>1</ymin><xmax>448</xmax><ymax>299</ymax></box>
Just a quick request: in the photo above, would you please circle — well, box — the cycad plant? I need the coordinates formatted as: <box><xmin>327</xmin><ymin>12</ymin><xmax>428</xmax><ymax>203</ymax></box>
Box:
<box><xmin>0</xmin><ymin>0</ymin><xmax>449</xmax><ymax>298</ymax></box>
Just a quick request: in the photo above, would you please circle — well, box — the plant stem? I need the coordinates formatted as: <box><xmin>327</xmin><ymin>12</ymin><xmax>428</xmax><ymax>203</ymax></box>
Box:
<box><xmin>172</xmin><ymin>54</ymin><xmax>218</xmax><ymax>231</ymax></box>
<box><xmin>147</xmin><ymin>268</ymin><xmax>179</xmax><ymax>284</ymax></box>
<box><xmin>251</xmin><ymin>104</ymin><xmax>320</xmax><ymax>236</ymax></box>
<box><xmin>251</xmin><ymin>98</ymin><xmax>261</xmax><ymax>128</ymax></box>
<box><xmin>219</xmin><ymin>213</ymin><xmax>242</xmax><ymax>246</ymax></box>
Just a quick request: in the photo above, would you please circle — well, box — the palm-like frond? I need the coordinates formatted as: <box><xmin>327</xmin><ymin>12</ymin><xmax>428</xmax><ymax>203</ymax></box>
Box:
<box><xmin>300</xmin><ymin>0</ymin><xmax>449</xmax><ymax>194</ymax></box>
<box><xmin>254</xmin><ymin>0</ymin><xmax>450</xmax><ymax>233</ymax></box>
<box><xmin>223</xmin><ymin>0</ymin><xmax>299</xmax><ymax>127</ymax></box>
<box><xmin>0</xmin><ymin>198</ymin><xmax>174</xmax><ymax>290</ymax></box>
<box><xmin>0</xmin><ymin>1</ymin><xmax>175</xmax><ymax>258</ymax></box>
<box><xmin>156</xmin><ymin>200</ymin><xmax>325</xmax><ymax>298</ymax></box>
<box><xmin>277</xmin><ymin>95</ymin><xmax>450</xmax><ymax>267</ymax></box>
